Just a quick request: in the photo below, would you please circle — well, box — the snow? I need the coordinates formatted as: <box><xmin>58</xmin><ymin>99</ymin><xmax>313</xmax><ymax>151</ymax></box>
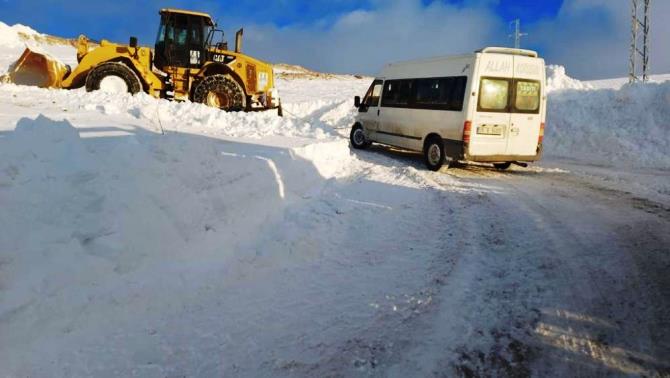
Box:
<box><xmin>0</xmin><ymin>85</ymin><xmax>452</xmax><ymax>376</ymax></box>
<box><xmin>546</xmin><ymin>65</ymin><xmax>670</xmax><ymax>169</ymax></box>
<box><xmin>1</xmin><ymin>23</ymin><xmax>669</xmax><ymax>376</ymax></box>
<box><xmin>546</xmin><ymin>65</ymin><xmax>594</xmax><ymax>92</ymax></box>
<box><xmin>0</xmin><ymin>21</ymin><xmax>78</xmax><ymax>74</ymax></box>
<box><xmin>588</xmin><ymin>73</ymin><xmax>670</xmax><ymax>90</ymax></box>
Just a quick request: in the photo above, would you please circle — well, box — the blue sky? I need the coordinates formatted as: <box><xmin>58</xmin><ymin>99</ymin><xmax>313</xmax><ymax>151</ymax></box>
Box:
<box><xmin>0</xmin><ymin>0</ymin><xmax>668</xmax><ymax>79</ymax></box>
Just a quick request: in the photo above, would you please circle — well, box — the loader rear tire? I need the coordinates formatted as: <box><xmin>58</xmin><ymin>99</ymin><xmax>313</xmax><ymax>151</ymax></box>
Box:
<box><xmin>193</xmin><ymin>74</ymin><xmax>247</xmax><ymax>112</ymax></box>
<box><xmin>85</xmin><ymin>62</ymin><xmax>142</xmax><ymax>95</ymax></box>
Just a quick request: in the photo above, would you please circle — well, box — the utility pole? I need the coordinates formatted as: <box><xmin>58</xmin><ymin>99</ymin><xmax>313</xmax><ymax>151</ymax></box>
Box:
<box><xmin>629</xmin><ymin>0</ymin><xmax>651</xmax><ymax>83</ymax></box>
<box><xmin>509</xmin><ymin>19</ymin><xmax>527</xmax><ymax>49</ymax></box>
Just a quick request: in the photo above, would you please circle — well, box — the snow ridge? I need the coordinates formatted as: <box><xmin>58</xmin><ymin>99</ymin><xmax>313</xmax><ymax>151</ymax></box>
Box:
<box><xmin>547</xmin><ymin>67</ymin><xmax>670</xmax><ymax>168</ymax></box>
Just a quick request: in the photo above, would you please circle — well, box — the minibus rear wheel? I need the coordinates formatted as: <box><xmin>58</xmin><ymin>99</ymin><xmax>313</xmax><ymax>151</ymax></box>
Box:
<box><xmin>350</xmin><ymin>124</ymin><xmax>371</xmax><ymax>149</ymax></box>
<box><xmin>423</xmin><ymin>136</ymin><xmax>445</xmax><ymax>171</ymax></box>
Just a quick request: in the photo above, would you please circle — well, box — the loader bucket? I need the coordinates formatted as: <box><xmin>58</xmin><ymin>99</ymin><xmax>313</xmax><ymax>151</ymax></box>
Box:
<box><xmin>6</xmin><ymin>47</ymin><xmax>69</xmax><ymax>88</ymax></box>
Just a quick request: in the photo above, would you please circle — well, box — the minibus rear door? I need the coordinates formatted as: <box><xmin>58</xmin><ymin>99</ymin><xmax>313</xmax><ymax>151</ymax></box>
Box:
<box><xmin>508</xmin><ymin>56</ymin><xmax>543</xmax><ymax>156</ymax></box>
<box><xmin>471</xmin><ymin>76</ymin><xmax>512</xmax><ymax>156</ymax></box>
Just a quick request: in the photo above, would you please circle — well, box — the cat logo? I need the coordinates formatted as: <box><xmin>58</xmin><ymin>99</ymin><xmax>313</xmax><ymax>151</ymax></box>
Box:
<box><xmin>212</xmin><ymin>54</ymin><xmax>225</xmax><ymax>63</ymax></box>
<box><xmin>190</xmin><ymin>50</ymin><xmax>200</xmax><ymax>65</ymax></box>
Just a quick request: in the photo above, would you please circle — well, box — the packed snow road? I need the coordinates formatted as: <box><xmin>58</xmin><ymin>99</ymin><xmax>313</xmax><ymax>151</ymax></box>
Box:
<box><xmin>387</xmin><ymin>157</ymin><xmax>670</xmax><ymax>377</ymax></box>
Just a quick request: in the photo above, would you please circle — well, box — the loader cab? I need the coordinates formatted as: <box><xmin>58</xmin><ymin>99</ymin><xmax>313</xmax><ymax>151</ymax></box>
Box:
<box><xmin>154</xmin><ymin>9</ymin><xmax>214</xmax><ymax>70</ymax></box>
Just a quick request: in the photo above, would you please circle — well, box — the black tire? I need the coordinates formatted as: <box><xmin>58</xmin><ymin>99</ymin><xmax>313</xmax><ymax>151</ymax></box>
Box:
<box><xmin>423</xmin><ymin>136</ymin><xmax>445</xmax><ymax>171</ymax></box>
<box><xmin>494</xmin><ymin>162</ymin><xmax>512</xmax><ymax>170</ymax></box>
<box><xmin>350</xmin><ymin>124</ymin><xmax>370</xmax><ymax>149</ymax></box>
<box><xmin>193</xmin><ymin>74</ymin><xmax>247</xmax><ymax>111</ymax></box>
<box><xmin>85</xmin><ymin>62</ymin><xmax>142</xmax><ymax>94</ymax></box>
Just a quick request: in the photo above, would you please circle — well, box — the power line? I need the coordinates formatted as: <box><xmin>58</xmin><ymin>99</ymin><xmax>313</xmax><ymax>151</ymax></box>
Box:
<box><xmin>629</xmin><ymin>0</ymin><xmax>651</xmax><ymax>83</ymax></box>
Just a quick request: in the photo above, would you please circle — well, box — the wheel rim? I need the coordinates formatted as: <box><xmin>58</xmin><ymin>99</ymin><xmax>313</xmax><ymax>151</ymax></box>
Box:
<box><xmin>428</xmin><ymin>144</ymin><xmax>441</xmax><ymax>165</ymax></box>
<box><xmin>353</xmin><ymin>129</ymin><xmax>365</xmax><ymax>145</ymax></box>
<box><xmin>206</xmin><ymin>91</ymin><xmax>231</xmax><ymax>109</ymax></box>
<box><xmin>99</xmin><ymin>76</ymin><xmax>128</xmax><ymax>94</ymax></box>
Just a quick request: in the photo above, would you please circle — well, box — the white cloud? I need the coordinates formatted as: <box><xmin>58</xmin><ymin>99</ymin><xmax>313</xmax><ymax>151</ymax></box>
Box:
<box><xmin>241</xmin><ymin>0</ymin><xmax>503</xmax><ymax>75</ymax></box>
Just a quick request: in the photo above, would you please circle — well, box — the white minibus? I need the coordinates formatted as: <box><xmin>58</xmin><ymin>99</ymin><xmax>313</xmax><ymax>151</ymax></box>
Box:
<box><xmin>350</xmin><ymin>47</ymin><xmax>547</xmax><ymax>171</ymax></box>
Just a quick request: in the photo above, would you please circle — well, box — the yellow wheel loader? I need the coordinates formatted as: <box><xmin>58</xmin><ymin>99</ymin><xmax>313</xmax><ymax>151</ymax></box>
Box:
<box><xmin>5</xmin><ymin>8</ymin><xmax>282</xmax><ymax>114</ymax></box>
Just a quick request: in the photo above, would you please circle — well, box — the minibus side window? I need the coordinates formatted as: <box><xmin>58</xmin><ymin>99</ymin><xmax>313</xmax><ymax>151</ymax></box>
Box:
<box><xmin>448</xmin><ymin>76</ymin><xmax>467</xmax><ymax>111</ymax></box>
<box><xmin>478</xmin><ymin>78</ymin><xmax>510</xmax><ymax>112</ymax></box>
<box><xmin>414</xmin><ymin>77</ymin><xmax>467</xmax><ymax>111</ymax></box>
<box><xmin>359</xmin><ymin>80</ymin><xmax>383</xmax><ymax>112</ymax></box>
<box><xmin>415</xmin><ymin>78</ymin><xmax>443</xmax><ymax>107</ymax></box>
<box><xmin>381</xmin><ymin>80</ymin><xmax>413</xmax><ymax>108</ymax></box>
<box><xmin>367</xmin><ymin>82</ymin><xmax>383</xmax><ymax>107</ymax></box>
<box><xmin>514</xmin><ymin>80</ymin><xmax>541</xmax><ymax>113</ymax></box>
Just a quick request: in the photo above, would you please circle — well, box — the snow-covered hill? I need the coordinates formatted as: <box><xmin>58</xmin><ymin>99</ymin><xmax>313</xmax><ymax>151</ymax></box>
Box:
<box><xmin>0</xmin><ymin>22</ymin><xmax>80</xmax><ymax>73</ymax></box>
<box><xmin>1</xmin><ymin>22</ymin><xmax>670</xmax><ymax>377</ymax></box>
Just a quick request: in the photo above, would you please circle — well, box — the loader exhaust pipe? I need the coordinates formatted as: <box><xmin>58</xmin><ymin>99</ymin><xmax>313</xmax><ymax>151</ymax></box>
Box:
<box><xmin>235</xmin><ymin>28</ymin><xmax>243</xmax><ymax>53</ymax></box>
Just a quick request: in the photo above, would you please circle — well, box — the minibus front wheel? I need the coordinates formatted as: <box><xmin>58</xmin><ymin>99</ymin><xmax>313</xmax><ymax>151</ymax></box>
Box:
<box><xmin>350</xmin><ymin>124</ymin><xmax>371</xmax><ymax>149</ymax></box>
<box><xmin>423</xmin><ymin>136</ymin><xmax>446</xmax><ymax>171</ymax></box>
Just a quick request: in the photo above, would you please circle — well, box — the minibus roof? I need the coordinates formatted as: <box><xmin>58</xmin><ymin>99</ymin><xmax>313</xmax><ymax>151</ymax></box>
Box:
<box><xmin>476</xmin><ymin>47</ymin><xmax>538</xmax><ymax>58</ymax></box>
<box><xmin>384</xmin><ymin>46</ymin><xmax>539</xmax><ymax>68</ymax></box>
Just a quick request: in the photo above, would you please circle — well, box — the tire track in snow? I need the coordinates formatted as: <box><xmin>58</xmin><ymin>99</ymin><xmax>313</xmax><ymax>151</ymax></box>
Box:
<box><xmin>374</xmin><ymin>162</ymin><xmax>670</xmax><ymax>376</ymax></box>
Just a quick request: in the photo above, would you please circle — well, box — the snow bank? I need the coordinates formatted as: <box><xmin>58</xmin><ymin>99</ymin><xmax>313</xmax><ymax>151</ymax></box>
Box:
<box><xmin>0</xmin><ymin>83</ymin><xmax>352</xmax><ymax>140</ymax></box>
<box><xmin>546</xmin><ymin>66</ymin><xmax>670</xmax><ymax>168</ymax></box>
<box><xmin>0</xmin><ymin>21</ymin><xmax>40</xmax><ymax>48</ymax></box>
<box><xmin>0</xmin><ymin>21</ymin><xmax>77</xmax><ymax>74</ymax></box>
<box><xmin>587</xmin><ymin>74</ymin><xmax>670</xmax><ymax>90</ymax></box>
<box><xmin>546</xmin><ymin>65</ymin><xmax>593</xmax><ymax>92</ymax></box>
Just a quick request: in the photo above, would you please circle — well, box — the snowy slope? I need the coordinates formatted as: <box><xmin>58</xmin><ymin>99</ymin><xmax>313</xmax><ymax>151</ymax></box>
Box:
<box><xmin>0</xmin><ymin>21</ymin><xmax>79</xmax><ymax>73</ymax></box>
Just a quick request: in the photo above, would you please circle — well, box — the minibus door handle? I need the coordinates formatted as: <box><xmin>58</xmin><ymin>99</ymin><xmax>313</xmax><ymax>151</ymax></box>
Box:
<box><xmin>377</xmin><ymin>109</ymin><xmax>380</xmax><ymax>116</ymax></box>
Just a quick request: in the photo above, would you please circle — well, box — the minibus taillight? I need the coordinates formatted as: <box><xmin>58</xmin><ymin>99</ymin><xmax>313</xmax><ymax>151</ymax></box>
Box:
<box><xmin>538</xmin><ymin>122</ymin><xmax>545</xmax><ymax>144</ymax></box>
<box><xmin>463</xmin><ymin>121</ymin><xmax>472</xmax><ymax>144</ymax></box>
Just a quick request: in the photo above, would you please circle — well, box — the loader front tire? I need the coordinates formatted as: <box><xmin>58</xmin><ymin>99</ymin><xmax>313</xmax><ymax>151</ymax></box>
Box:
<box><xmin>85</xmin><ymin>62</ymin><xmax>142</xmax><ymax>95</ymax></box>
<box><xmin>193</xmin><ymin>74</ymin><xmax>247</xmax><ymax>112</ymax></box>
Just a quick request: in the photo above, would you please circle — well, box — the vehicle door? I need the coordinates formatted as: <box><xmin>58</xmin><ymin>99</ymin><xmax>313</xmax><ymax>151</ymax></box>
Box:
<box><xmin>377</xmin><ymin>79</ymin><xmax>419</xmax><ymax>149</ymax></box>
<box><xmin>165</xmin><ymin>14</ymin><xmax>190</xmax><ymax>67</ymax></box>
<box><xmin>358</xmin><ymin>79</ymin><xmax>384</xmax><ymax>132</ymax></box>
<box><xmin>469</xmin><ymin>53</ymin><xmax>514</xmax><ymax>157</ymax></box>
<box><xmin>508</xmin><ymin>56</ymin><xmax>543</xmax><ymax>156</ymax></box>
<box><xmin>186</xmin><ymin>16</ymin><xmax>207</xmax><ymax>68</ymax></box>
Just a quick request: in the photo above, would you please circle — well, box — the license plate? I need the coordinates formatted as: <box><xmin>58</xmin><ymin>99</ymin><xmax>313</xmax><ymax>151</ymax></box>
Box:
<box><xmin>476</xmin><ymin>124</ymin><xmax>504</xmax><ymax>136</ymax></box>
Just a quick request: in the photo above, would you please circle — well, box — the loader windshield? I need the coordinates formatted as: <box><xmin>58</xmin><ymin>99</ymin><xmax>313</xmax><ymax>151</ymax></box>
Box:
<box><xmin>155</xmin><ymin>12</ymin><xmax>211</xmax><ymax>69</ymax></box>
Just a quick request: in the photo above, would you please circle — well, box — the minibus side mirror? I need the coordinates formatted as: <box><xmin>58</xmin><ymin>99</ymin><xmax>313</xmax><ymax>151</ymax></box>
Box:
<box><xmin>354</xmin><ymin>96</ymin><xmax>361</xmax><ymax>108</ymax></box>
